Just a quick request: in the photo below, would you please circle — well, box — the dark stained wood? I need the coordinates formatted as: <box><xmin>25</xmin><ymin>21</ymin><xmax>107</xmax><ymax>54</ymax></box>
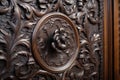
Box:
<box><xmin>0</xmin><ymin>0</ymin><xmax>107</xmax><ymax>80</ymax></box>
<box><xmin>32</xmin><ymin>13</ymin><xmax>80</xmax><ymax>73</ymax></box>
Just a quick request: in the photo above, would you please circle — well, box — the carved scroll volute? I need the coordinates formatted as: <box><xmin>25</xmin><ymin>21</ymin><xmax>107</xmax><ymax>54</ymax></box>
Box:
<box><xmin>32</xmin><ymin>12</ymin><xmax>80</xmax><ymax>73</ymax></box>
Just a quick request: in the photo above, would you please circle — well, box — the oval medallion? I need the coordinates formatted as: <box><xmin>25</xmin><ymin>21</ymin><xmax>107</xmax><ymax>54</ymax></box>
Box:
<box><xmin>32</xmin><ymin>12</ymin><xmax>79</xmax><ymax>73</ymax></box>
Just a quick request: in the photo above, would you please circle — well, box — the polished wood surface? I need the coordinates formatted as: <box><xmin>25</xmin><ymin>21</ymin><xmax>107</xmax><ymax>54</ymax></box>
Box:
<box><xmin>104</xmin><ymin>0</ymin><xmax>113</xmax><ymax>80</ymax></box>
<box><xmin>114</xmin><ymin>0</ymin><xmax>120</xmax><ymax>80</ymax></box>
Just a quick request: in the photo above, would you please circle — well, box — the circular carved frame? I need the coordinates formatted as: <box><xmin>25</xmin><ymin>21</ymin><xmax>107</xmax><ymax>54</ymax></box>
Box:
<box><xmin>32</xmin><ymin>12</ymin><xmax>79</xmax><ymax>73</ymax></box>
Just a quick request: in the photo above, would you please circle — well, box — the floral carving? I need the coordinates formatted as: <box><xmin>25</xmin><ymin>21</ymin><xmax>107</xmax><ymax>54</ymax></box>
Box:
<box><xmin>32</xmin><ymin>13</ymin><xmax>79</xmax><ymax>72</ymax></box>
<box><xmin>30</xmin><ymin>70</ymin><xmax>58</xmax><ymax>80</ymax></box>
<box><xmin>52</xmin><ymin>28</ymin><xmax>70</xmax><ymax>52</ymax></box>
<box><xmin>0</xmin><ymin>0</ymin><xmax>103</xmax><ymax>79</ymax></box>
<box><xmin>32</xmin><ymin>0</ymin><xmax>59</xmax><ymax>17</ymax></box>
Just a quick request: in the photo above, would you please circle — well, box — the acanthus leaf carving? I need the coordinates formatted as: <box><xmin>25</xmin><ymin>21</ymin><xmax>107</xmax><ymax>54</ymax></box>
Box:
<box><xmin>0</xmin><ymin>0</ymin><xmax>103</xmax><ymax>79</ymax></box>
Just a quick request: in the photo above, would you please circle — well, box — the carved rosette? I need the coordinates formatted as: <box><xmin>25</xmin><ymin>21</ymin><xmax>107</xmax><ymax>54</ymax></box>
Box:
<box><xmin>32</xmin><ymin>12</ymin><xmax>79</xmax><ymax>72</ymax></box>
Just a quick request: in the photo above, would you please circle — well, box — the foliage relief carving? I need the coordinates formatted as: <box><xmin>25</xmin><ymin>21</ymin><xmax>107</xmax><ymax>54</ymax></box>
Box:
<box><xmin>0</xmin><ymin>0</ymin><xmax>103</xmax><ymax>80</ymax></box>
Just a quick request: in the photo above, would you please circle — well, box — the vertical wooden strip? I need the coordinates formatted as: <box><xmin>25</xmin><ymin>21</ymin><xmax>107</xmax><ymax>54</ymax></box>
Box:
<box><xmin>104</xmin><ymin>0</ymin><xmax>113</xmax><ymax>80</ymax></box>
<box><xmin>119</xmin><ymin>0</ymin><xmax>120</xmax><ymax>74</ymax></box>
<box><xmin>114</xmin><ymin>0</ymin><xmax>120</xmax><ymax>79</ymax></box>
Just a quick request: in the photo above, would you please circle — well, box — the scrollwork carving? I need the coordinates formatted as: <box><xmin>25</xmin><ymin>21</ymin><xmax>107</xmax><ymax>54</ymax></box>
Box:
<box><xmin>0</xmin><ymin>0</ymin><xmax>103</xmax><ymax>79</ymax></box>
<box><xmin>32</xmin><ymin>0</ymin><xmax>59</xmax><ymax>17</ymax></box>
<box><xmin>30</xmin><ymin>70</ymin><xmax>58</xmax><ymax>80</ymax></box>
<box><xmin>0</xmin><ymin>0</ymin><xmax>10</xmax><ymax>14</ymax></box>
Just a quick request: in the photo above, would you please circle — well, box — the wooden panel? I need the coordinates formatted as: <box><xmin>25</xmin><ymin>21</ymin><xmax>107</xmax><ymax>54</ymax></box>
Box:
<box><xmin>114</xmin><ymin>0</ymin><xmax>120</xmax><ymax>80</ymax></box>
<box><xmin>0</xmin><ymin>0</ymin><xmax>105</xmax><ymax>79</ymax></box>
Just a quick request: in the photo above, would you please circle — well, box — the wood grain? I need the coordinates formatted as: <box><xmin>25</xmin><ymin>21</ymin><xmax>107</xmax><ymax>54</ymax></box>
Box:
<box><xmin>114</xmin><ymin>0</ymin><xmax>120</xmax><ymax>80</ymax></box>
<box><xmin>104</xmin><ymin>0</ymin><xmax>113</xmax><ymax>80</ymax></box>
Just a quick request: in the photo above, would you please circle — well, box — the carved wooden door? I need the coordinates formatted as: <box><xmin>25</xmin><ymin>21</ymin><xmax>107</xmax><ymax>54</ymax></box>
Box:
<box><xmin>0</xmin><ymin>0</ymin><xmax>106</xmax><ymax>80</ymax></box>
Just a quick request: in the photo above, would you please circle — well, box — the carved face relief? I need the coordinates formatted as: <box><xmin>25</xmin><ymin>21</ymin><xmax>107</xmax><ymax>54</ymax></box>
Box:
<box><xmin>38</xmin><ymin>0</ymin><xmax>59</xmax><ymax>15</ymax></box>
<box><xmin>32</xmin><ymin>12</ymin><xmax>79</xmax><ymax>72</ymax></box>
<box><xmin>60</xmin><ymin>0</ymin><xmax>77</xmax><ymax>15</ymax></box>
